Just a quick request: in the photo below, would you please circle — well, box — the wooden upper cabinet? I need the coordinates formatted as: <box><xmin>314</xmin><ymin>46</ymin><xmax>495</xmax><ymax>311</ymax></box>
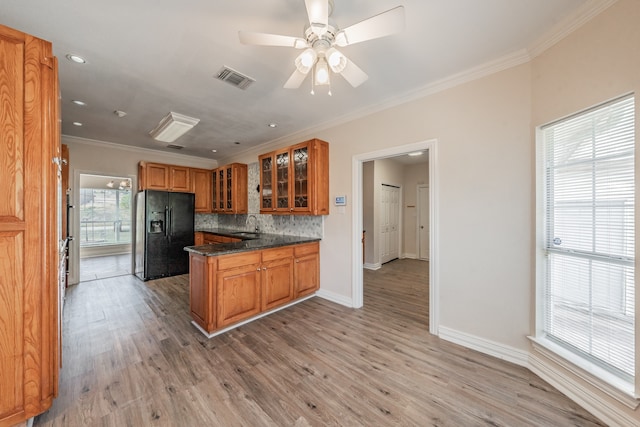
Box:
<box><xmin>0</xmin><ymin>24</ymin><xmax>60</xmax><ymax>425</ymax></box>
<box><xmin>212</xmin><ymin>163</ymin><xmax>248</xmax><ymax>214</ymax></box>
<box><xmin>170</xmin><ymin>165</ymin><xmax>190</xmax><ymax>192</ymax></box>
<box><xmin>190</xmin><ymin>168</ymin><xmax>212</xmax><ymax>213</ymax></box>
<box><xmin>138</xmin><ymin>162</ymin><xmax>199</xmax><ymax>193</ymax></box>
<box><xmin>260</xmin><ymin>139</ymin><xmax>329</xmax><ymax>215</ymax></box>
<box><xmin>139</xmin><ymin>162</ymin><xmax>169</xmax><ymax>190</ymax></box>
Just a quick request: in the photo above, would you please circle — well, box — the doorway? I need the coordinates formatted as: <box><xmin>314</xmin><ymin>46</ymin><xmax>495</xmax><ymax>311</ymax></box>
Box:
<box><xmin>78</xmin><ymin>173</ymin><xmax>134</xmax><ymax>282</ymax></box>
<box><xmin>352</xmin><ymin>139</ymin><xmax>438</xmax><ymax>335</ymax></box>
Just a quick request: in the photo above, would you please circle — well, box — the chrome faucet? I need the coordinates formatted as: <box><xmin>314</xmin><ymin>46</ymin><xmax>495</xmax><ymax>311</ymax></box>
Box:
<box><xmin>246</xmin><ymin>214</ymin><xmax>260</xmax><ymax>233</ymax></box>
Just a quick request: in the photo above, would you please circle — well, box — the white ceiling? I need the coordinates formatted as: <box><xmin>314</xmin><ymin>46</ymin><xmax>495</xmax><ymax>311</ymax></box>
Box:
<box><xmin>3</xmin><ymin>0</ymin><xmax>596</xmax><ymax>161</ymax></box>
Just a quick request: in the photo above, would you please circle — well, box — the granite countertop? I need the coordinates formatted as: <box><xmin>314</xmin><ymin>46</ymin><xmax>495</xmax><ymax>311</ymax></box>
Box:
<box><xmin>185</xmin><ymin>228</ymin><xmax>320</xmax><ymax>256</ymax></box>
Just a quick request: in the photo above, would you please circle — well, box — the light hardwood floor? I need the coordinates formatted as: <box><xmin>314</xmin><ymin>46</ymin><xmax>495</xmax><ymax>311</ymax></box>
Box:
<box><xmin>35</xmin><ymin>259</ymin><xmax>604</xmax><ymax>426</ymax></box>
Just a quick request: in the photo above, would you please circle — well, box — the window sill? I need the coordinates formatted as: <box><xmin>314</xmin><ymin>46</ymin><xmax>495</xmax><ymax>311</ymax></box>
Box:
<box><xmin>528</xmin><ymin>335</ymin><xmax>639</xmax><ymax>410</ymax></box>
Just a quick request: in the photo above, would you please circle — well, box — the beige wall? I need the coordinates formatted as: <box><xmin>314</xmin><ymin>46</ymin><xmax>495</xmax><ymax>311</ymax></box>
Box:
<box><xmin>222</xmin><ymin>60</ymin><xmax>533</xmax><ymax>348</ymax></box>
<box><xmin>362</xmin><ymin>162</ymin><xmax>374</xmax><ymax>265</ymax></box>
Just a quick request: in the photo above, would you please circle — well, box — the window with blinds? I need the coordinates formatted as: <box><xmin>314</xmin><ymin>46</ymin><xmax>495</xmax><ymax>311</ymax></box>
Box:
<box><xmin>542</xmin><ymin>94</ymin><xmax>635</xmax><ymax>382</ymax></box>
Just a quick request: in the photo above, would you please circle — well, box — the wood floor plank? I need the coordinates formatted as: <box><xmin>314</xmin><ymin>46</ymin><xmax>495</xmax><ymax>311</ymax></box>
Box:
<box><xmin>34</xmin><ymin>259</ymin><xmax>605</xmax><ymax>426</ymax></box>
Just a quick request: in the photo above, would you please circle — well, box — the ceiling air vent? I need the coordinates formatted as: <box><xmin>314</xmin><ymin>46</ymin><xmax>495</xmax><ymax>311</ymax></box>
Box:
<box><xmin>166</xmin><ymin>144</ymin><xmax>184</xmax><ymax>150</ymax></box>
<box><xmin>215</xmin><ymin>66</ymin><xmax>255</xmax><ymax>90</ymax></box>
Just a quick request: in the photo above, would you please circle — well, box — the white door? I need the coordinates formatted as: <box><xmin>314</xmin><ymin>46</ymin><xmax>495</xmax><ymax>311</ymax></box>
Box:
<box><xmin>380</xmin><ymin>184</ymin><xmax>400</xmax><ymax>264</ymax></box>
<box><xmin>418</xmin><ymin>185</ymin><xmax>429</xmax><ymax>260</ymax></box>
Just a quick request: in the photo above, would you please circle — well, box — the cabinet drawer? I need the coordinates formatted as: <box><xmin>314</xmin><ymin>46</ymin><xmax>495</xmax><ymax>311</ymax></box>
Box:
<box><xmin>261</xmin><ymin>246</ymin><xmax>294</xmax><ymax>262</ymax></box>
<box><xmin>217</xmin><ymin>251</ymin><xmax>261</xmax><ymax>270</ymax></box>
<box><xmin>294</xmin><ymin>242</ymin><xmax>319</xmax><ymax>257</ymax></box>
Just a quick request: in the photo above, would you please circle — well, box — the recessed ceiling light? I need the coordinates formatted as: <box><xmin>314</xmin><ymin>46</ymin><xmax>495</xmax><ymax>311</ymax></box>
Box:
<box><xmin>114</xmin><ymin>110</ymin><xmax>127</xmax><ymax>118</ymax></box>
<box><xmin>234</xmin><ymin>141</ymin><xmax>241</xmax><ymax>145</ymax></box>
<box><xmin>267</xmin><ymin>123</ymin><xmax>277</xmax><ymax>128</ymax></box>
<box><xmin>72</xmin><ymin>122</ymin><xmax>83</xmax><ymax>126</ymax></box>
<box><xmin>211</xmin><ymin>149</ymin><xmax>217</xmax><ymax>153</ymax></box>
<box><xmin>66</xmin><ymin>54</ymin><xmax>86</xmax><ymax>64</ymax></box>
<box><xmin>408</xmin><ymin>151</ymin><xmax>423</xmax><ymax>157</ymax></box>
<box><xmin>71</xmin><ymin>100</ymin><xmax>86</xmax><ymax>106</ymax></box>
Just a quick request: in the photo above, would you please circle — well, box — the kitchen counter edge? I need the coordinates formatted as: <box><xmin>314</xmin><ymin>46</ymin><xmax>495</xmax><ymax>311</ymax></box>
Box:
<box><xmin>185</xmin><ymin>229</ymin><xmax>320</xmax><ymax>256</ymax></box>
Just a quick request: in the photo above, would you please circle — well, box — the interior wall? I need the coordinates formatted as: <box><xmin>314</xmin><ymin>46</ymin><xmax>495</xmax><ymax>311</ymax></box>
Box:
<box><xmin>402</xmin><ymin>162</ymin><xmax>429</xmax><ymax>258</ymax></box>
<box><xmin>362</xmin><ymin>161</ymin><xmax>375</xmax><ymax>265</ymax></box>
<box><xmin>221</xmin><ymin>60</ymin><xmax>532</xmax><ymax>351</ymax></box>
<box><xmin>529</xmin><ymin>0</ymin><xmax>640</xmax><ymax>422</ymax></box>
<box><xmin>63</xmin><ymin>136</ymin><xmax>216</xmax><ymax>284</ymax></box>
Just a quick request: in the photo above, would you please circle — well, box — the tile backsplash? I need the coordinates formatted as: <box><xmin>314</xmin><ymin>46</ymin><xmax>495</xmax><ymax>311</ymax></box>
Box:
<box><xmin>195</xmin><ymin>162</ymin><xmax>324</xmax><ymax>238</ymax></box>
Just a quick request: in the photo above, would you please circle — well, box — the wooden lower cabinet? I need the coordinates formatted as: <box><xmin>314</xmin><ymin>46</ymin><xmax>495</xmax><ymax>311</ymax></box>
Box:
<box><xmin>189</xmin><ymin>254</ymin><xmax>214</xmax><ymax>331</ymax></box>
<box><xmin>189</xmin><ymin>242</ymin><xmax>319</xmax><ymax>334</ymax></box>
<box><xmin>261</xmin><ymin>247</ymin><xmax>294</xmax><ymax>311</ymax></box>
<box><xmin>294</xmin><ymin>242</ymin><xmax>320</xmax><ymax>297</ymax></box>
<box><xmin>194</xmin><ymin>232</ymin><xmax>204</xmax><ymax>245</ymax></box>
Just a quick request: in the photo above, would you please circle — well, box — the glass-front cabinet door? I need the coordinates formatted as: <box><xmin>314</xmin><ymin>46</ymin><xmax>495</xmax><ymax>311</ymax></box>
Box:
<box><xmin>292</xmin><ymin>144</ymin><xmax>309</xmax><ymax>213</ymax></box>
<box><xmin>260</xmin><ymin>154</ymin><xmax>274</xmax><ymax>211</ymax></box>
<box><xmin>211</xmin><ymin>168</ymin><xmax>218</xmax><ymax>212</ymax></box>
<box><xmin>276</xmin><ymin>150</ymin><xmax>290</xmax><ymax>211</ymax></box>
<box><xmin>218</xmin><ymin>169</ymin><xmax>225</xmax><ymax>211</ymax></box>
<box><xmin>226</xmin><ymin>167</ymin><xmax>233</xmax><ymax>211</ymax></box>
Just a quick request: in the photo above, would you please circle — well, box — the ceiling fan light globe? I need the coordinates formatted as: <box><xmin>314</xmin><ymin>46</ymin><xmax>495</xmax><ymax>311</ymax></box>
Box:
<box><xmin>315</xmin><ymin>58</ymin><xmax>330</xmax><ymax>85</ymax></box>
<box><xmin>326</xmin><ymin>48</ymin><xmax>346</xmax><ymax>72</ymax></box>
<box><xmin>295</xmin><ymin>48</ymin><xmax>317</xmax><ymax>73</ymax></box>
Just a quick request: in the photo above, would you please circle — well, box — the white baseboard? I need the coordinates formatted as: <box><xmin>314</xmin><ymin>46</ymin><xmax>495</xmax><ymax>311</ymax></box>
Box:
<box><xmin>402</xmin><ymin>253</ymin><xmax>417</xmax><ymax>259</ymax></box>
<box><xmin>363</xmin><ymin>262</ymin><xmax>381</xmax><ymax>270</ymax></box>
<box><xmin>192</xmin><ymin>294</ymin><xmax>315</xmax><ymax>338</ymax></box>
<box><xmin>438</xmin><ymin>326</ymin><xmax>529</xmax><ymax>367</ymax></box>
<box><xmin>316</xmin><ymin>289</ymin><xmax>354</xmax><ymax>307</ymax></box>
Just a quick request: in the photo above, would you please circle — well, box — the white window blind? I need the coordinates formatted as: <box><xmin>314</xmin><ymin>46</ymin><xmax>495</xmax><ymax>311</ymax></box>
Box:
<box><xmin>542</xmin><ymin>95</ymin><xmax>635</xmax><ymax>381</ymax></box>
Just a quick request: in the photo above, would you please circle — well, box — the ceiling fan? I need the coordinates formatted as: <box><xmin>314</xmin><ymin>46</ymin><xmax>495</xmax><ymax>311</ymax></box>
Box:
<box><xmin>239</xmin><ymin>0</ymin><xmax>405</xmax><ymax>94</ymax></box>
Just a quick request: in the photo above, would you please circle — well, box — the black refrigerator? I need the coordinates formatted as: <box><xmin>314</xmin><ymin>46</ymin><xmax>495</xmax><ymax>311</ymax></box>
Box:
<box><xmin>134</xmin><ymin>190</ymin><xmax>195</xmax><ymax>281</ymax></box>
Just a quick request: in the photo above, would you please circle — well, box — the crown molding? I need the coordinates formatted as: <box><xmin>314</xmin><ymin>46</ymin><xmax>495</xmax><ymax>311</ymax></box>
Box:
<box><xmin>224</xmin><ymin>48</ymin><xmax>532</xmax><ymax>160</ymax></box>
<box><xmin>62</xmin><ymin>134</ymin><xmax>217</xmax><ymax>167</ymax></box>
<box><xmin>528</xmin><ymin>0</ymin><xmax>618</xmax><ymax>58</ymax></box>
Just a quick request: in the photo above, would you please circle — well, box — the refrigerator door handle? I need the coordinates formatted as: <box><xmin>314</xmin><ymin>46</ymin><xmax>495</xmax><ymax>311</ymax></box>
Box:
<box><xmin>165</xmin><ymin>206</ymin><xmax>170</xmax><ymax>238</ymax></box>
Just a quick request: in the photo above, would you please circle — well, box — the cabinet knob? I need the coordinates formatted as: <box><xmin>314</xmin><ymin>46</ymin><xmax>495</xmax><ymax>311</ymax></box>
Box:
<box><xmin>296</xmin><ymin>259</ymin><xmax>299</xmax><ymax>263</ymax></box>
<box><xmin>262</xmin><ymin>267</ymin><xmax>267</xmax><ymax>270</ymax></box>
<box><xmin>256</xmin><ymin>267</ymin><xmax>260</xmax><ymax>271</ymax></box>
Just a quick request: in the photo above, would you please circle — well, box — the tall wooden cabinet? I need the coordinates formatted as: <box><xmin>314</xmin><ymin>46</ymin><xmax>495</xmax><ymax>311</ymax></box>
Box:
<box><xmin>212</xmin><ymin>163</ymin><xmax>248</xmax><ymax>214</ymax></box>
<box><xmin>190</xmin><ymin>168</ymin><xmax>212</xmax><ymax>213</ymax></box>
<box><xmin>259</xmin><ymin>139</ymin><xmax>329</xmax><ymax>215</ymax></box>
<box><xmin>0</xmin><ymin>24</ymin><xmax>60</xmax><ymax>425</ymax></box>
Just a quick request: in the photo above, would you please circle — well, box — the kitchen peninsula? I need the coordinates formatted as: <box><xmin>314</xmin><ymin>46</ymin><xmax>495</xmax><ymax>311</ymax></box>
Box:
<box><xmin>185</xmin><ymin>229</ymin><xmax>320</xmax><ymax>337</ymax></box>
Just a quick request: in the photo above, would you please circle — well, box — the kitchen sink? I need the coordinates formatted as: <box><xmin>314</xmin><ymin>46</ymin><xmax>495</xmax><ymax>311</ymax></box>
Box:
<box><xmin>231</xmin><ymin>231</ymin><xmax>261</xmax><ymax>239</ymax></box>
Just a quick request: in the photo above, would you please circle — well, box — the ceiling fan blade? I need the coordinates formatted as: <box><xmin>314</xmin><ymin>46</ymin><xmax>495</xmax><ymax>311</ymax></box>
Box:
<box><xmin>335</xmin><ymin>6</ymin><xmax>405</xmax><ymax>47</ymax></box>
<box><xmin>284</xmin><ymin>69</ymin><xmax>310</xmax><ymax>89</ymax></box>
<box><xmin>305</xmin><ymin>0</ymin><xmax>329</xmax><ymax>35</ymax></box>
<box><xmin>239</xmin><ymin>31</ymin><xmax>308</xmax><ymax>48</ymax></box>
<box><xmin>338</xmin><ymin>57</ymin><xmax>368</xmax><ymax>87</ymax></box>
